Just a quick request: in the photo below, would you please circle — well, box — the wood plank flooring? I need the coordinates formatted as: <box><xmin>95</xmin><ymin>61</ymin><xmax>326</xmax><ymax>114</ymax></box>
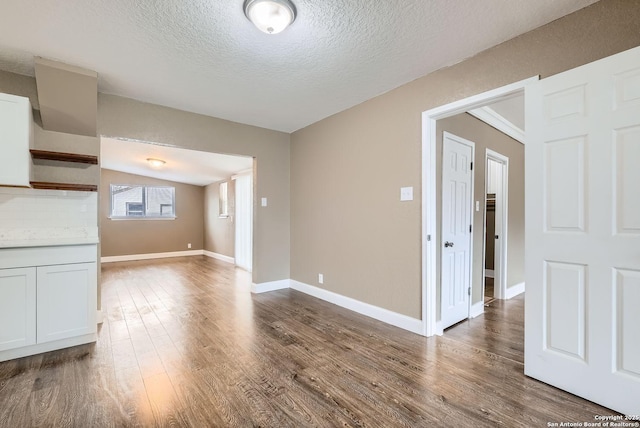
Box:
<box><xmin>0</xmin><ymin>256</ymin><xmax>615</xmax><ymax>427</ymax></box>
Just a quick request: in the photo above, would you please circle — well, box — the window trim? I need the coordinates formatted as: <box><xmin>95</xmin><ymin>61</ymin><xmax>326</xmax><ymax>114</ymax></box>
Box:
<box><xmin>109</xmin><ymin>184</ymin><xmax>177</xmax><ymax>220</ymax></box>
<box><xmin>219</xmin><ymin>181</ymin><xmax>229</xmax><ymax>218</ymax></box>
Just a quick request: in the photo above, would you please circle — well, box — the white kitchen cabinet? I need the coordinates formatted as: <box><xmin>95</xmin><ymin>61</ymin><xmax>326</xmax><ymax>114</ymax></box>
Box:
<box><xmin>0</xmin><ymin>245</ymin><xmax>97</xmax><ymax>362</ymax></box>
<box><xmin>37</xmin><ymin>262</ymin><xmax>97</xmax><ymax>344</ymax></box>
<box><xmin>0</xmin><ymin>92</ymin><xmax>33</xmax><ymax>187</ymax></box>
<box><xmin>0</xmin><ymin>267</ymin><xmax>36</xmax><ymax>352</ymax></box>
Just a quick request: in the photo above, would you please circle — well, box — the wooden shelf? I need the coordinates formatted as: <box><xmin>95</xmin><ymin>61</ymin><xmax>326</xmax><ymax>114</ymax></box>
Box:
<box><xmin>30</xmin><ymin>181</ymin><xmax>98</xmax><ymax>192</ymax></box>
<box><xmin>30</xmin><ymin>149</ymin><xmax>98</xmax><ymax>165</ymax></box>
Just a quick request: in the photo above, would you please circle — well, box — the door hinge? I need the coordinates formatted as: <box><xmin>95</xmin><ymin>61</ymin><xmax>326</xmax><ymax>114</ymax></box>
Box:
<box><xmin>427</xmin><ymin>234</ymin><xmax>432</xmax><ymax>242</ymax></box>
<box><xmin>470</xmin><ymin>162</ymin><xmax>473</xmax><ymax>171</ymax></box>
<box><xmin>469</xmin><ymin>224</ymin><xmax>472</xmax><ymax>233</ymax></box>
<box><xmin>468</xmin><ymin>287</ymin><xmax>471</xmax><ymax>296</ymax></box>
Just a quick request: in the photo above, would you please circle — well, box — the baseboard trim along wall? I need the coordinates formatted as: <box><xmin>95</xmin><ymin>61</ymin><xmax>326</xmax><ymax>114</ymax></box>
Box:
<box><xmin>251</xmin><ymin>279</ymin><xmax>290</xmax><ymax>294</ymax></box>
<box><xmin>470</xmin><ymin>301</ymin><xmax>484</xmax><ymax>318</ymax></box>
<box><xmin>505</xmin><ymin>282</ymin><xmax>525</xmax><ymax>299</ymax></box>
<box><xmin>101</xmin><ymin>250</ymin><xmax>204</xmax><ymax>263</ymax></box>
<box><xmin>289</xmin><ymin>280</ymin><xmax>424</xmax><ymax>335</ymax></box>
<box><xmin>203</xmin><ymin>250</ymin><xmax>235</xmax><ymax>264</ymax></box>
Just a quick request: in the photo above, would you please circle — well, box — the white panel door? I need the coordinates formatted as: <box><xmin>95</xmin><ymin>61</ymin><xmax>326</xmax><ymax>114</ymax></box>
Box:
<box><xmin>37</xmin><ymin>262</ymin><xmax>97</xmax><ymax>343</ymax></box>
<box><xmin>235</xmin><ymin>173</ymin><xmax>253</xmax><ymax>272</ymax></box>
<box><xmin>0</xmin><ymin>267</ymin><xmax>36</xmax><ymax>351</ymax></box>
<box><xmin>441</xmin><ymin>132</ymin><xmax>474</xmax><ymax>329</ymax></box>
<box><xmin>525</xmin><ymin>46</ymin><xmax>640</xmax><ymax>414</ymax></box>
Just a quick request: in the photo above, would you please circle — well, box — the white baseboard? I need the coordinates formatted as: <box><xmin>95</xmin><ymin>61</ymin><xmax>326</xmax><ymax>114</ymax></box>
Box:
<box><xmin>470</xmin><ymin>301</ymin><xmax>485</xmax><ymax>318</ymax></box>
<box><xmin>251</xmin><ymin>279</ymin><xmax>290</xmax><ymax>294</ymax></box>
<box><xmin>203</xmin><ymin>250</ymin><xmax>235</xmax><ymax>264</ymax></box>
<box><xmin>96</xmin><ymin>309</ymin><xmax>104</xmax><ymax>324</ymax></box>
<box><xmin>485</xmin><ymin>269</ymin><xmax>495</xmax><ymax>278</ymax></box>
<box><xmin>289</xmin><ymin>280</ymin><xmax>424</xmax><ymax>335</ymax></box>
<box><xmin>506</xmin><ymin>282</ymin><xmax>525</xmax><ymax>299</ymax></box>
<box><xmin>101</xmin><ymin>250</ymin><xmax>203</xmax><ymax>263</ymax></box>
<box><xmin>435</xmin><ymin>321</ymin><xmax>444</xmax><ymax>336</ymax></box>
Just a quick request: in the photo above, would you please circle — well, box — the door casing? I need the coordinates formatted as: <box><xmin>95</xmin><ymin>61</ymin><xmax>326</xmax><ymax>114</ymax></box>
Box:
<box><xmin>421</xmin><ymin>76</ymin><xmax>538</xmax><ymax>336</ymax></box>
<box><xmin>484</xmin><ymin>149</ymin><xmax>509</xmax><ymax>301</ymax></box>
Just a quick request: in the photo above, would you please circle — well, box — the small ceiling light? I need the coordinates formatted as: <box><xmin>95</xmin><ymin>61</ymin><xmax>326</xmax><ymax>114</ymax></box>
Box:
<box><xmin>147</xmin><ymin>158</ymin><xmax>166</xmax><ymax>168</ymax></box>
<box><xmin>243</xmin><ymin>0</ymin><xmax>296</xmax><ymax>34</ymax></box>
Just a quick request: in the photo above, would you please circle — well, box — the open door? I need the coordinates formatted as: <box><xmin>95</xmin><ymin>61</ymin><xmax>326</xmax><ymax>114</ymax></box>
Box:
<box><xmin>525</xmin><ymin>46</ymin><xmax>640</xmax><ymax>414</ymax></box>
<box><xmin>234</xmin><ymin>172</ymin><xmax>253</xmax><ymax>272</ymax></box>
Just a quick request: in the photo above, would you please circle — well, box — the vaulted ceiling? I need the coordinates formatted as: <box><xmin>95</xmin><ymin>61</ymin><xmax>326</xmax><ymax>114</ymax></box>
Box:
<box><xmin>0</xmin><ymin>0</ymin><xmax>597</xmax><ymax>133</ymax></box>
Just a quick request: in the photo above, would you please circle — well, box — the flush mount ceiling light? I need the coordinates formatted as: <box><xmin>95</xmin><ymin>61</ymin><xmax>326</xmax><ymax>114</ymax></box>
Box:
<box><xmin>243</xmin><ymin>0</ymin><xmax>296</xmax><ymax>34</ymax></box>
<box><xmin>147</xmin><ymin>158</ymin><xmax>166</xmax><ymax>168</ymax></box>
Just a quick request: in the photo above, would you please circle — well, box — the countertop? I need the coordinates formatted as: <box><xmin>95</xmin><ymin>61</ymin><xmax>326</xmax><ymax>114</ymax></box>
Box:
<box><xmin>0</xmin><ymin>227</ymin><xmax>99</xmax><ymax>248</ymax></box>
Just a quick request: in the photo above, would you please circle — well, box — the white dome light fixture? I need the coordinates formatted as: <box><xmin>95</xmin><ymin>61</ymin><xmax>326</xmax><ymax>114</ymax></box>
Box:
<box><xmin>147</xmin><ymin>158</ymin><xmax>166</xmax><ymax>168</ymax></box>
<box><xmin>243</xmin><ymin>0</ymin><xmax>297</xmax><ymax>34</ymax></box>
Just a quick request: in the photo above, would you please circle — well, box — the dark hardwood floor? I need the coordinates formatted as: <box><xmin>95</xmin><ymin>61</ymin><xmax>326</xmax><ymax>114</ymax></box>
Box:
<box><xmin>0</xmin><ymin>256</ymin><xmax>613</xmax><ymax>427</ymax></box>
<box><xmin>484</xmin><ymin>277</ymin><xmax>495</xmax><ymax>304</ymax></box>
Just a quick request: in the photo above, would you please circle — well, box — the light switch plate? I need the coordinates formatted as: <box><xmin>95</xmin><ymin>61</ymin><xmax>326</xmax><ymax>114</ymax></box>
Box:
<box><xmin>261</xmin><ymin>197</ymin><xmax>268</xmax><ymax>207</ymax></box>
<box><xmin>400</xmin><ymin>187</ymin><xmax>413</xmax><ymax>201</ymax></box>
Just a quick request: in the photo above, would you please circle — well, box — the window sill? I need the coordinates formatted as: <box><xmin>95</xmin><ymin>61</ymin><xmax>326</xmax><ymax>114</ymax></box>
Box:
<box><xmin>108</xmin><ymin>217</ymin><xmax>176</xmax><ymax>221</ymax></box>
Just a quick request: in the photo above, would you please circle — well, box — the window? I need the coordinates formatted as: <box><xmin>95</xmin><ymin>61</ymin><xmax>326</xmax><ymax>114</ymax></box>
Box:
<box><xmin>110</xmin><ymin>185</ymin><xmax>175</xmax><ymax>219</ymax></box>
<box><xmin>219</xmin><ymin>181</ymin><xmax>229</xmax><ymax>217</ymax></box>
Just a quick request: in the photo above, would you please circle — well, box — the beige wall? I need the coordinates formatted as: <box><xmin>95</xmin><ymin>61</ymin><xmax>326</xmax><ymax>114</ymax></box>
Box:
<box><xmin>0</xmin><ymin>70</ymin><xmax>39</xmax><ymax>109</ymax></box>
<box><xmin>204</xmin><ymin>179</ymin><xmax>235</xmax><ymax>258</ymax></box>
<box><xmin>97</xmin><ymin>95</ymin><xmax>289</xmax><ymax>284</ymax></box>
<box><xmin>0</xmin><ymin>70</ymin><xmax>289</xmax><ymax>284</ymax></box>
<box><xmin>436</xmin><ymin>113</ymin><xmax>525</xmax><ymax>306</ymax></box>
<box><xmin>100</xmin><ymin>169</ymin><xmax>204</xmax><ymax>257</ymax></box>
<box><xmin>290</xmin><ymin>0</ymin><xmax>640</xmax><ymax>319</ymax></box>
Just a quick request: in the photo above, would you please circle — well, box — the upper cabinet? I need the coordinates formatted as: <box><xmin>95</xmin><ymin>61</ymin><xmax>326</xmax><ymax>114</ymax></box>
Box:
<box><xmin>0</xmin><ymin>93</ymin><xmax>33</xmax><ymax>187</ymax></box>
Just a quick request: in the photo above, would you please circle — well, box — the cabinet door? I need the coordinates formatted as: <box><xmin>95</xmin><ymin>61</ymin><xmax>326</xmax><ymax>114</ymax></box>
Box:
<box><xmin>0</xmin><ymin>92</ymin><xmax>32</xmax><ymax>187</ymax></box>
<box><xmin>37</xmin><ymin>262</ymin><xmax>97</xmax><ymax>343</ymax></box>
<box><xmin>0</xmin><ymin>268</ymin><xmax>36</xmax><ymax>351</ymax></box>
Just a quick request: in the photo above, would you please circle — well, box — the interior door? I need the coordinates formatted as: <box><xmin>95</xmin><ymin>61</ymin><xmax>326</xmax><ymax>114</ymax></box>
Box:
<box><xmin>525</xmin><ymin>46</ymin><xmax>640</xmax><ymax>414</ymax></box>
<box><xmin>441</xmin><ymin>132</ymin><xmax>474</xmax><ymax>329</ymax></box>
<box><xmin>234</xmin><ymin>173</ymin><xmax>253</xmax><ymax>272</ymax></box>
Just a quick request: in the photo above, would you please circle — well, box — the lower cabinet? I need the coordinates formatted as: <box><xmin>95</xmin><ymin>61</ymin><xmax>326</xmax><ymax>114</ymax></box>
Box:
<box><xmin>0</xmin><ymin>267</ymin><xmax>36</xmax><ymax>352</ymax></box>
<box><xmin>0</xmin><ymin>245</ymin><xmax>97</xmax><ymax>362</ymax></box>
<box><xmin>37</xmin><ymin>263</ymin><xmax>97</xmax><ymax>344</ymax></box>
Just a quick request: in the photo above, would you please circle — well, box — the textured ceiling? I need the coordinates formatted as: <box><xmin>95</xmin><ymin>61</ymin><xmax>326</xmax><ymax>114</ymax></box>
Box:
<box><xmin>0</xmin><ymin>0</ymin><xmax>598</xmax><ymax>133</ymax></box>
<box><xmin>101</xmin><ymin>138</ymin><xmax>253</xmax><ymax>186</ymax></box>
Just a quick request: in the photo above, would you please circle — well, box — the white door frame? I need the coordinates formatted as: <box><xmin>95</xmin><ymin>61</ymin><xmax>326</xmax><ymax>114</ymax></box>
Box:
<box><xmin>421</xmin><ymin>76</ymin><xmax>538</xmax><ymax>337</ymax></box>
<box><xmin>484</xmin><ymin>149</ymin><xmax>509</xmax><ymax>300</ymax></box>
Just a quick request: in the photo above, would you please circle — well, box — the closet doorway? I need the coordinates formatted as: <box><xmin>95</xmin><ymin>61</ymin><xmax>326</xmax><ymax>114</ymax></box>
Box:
<box><xmin>484</xmin><ymin>149</ymin><xmax>508</xmax><ymax>303</ymax></box>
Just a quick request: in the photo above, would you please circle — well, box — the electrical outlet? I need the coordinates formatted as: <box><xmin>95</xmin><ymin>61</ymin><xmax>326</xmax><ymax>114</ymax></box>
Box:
<box><xmin>318</xmin><ymin>273</ymin><xmax>324</xmax><ymax>284</ymax></box>
<box><xmin>187</xmin><ymin>243</ymin><xmax>192</xmax><ymax>249</ymax></box>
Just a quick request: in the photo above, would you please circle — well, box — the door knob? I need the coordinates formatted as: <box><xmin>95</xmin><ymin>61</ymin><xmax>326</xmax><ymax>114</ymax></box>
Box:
<box><xmin>444</xmin><ymin>241</ymin><xmax>454</xmax><ymax>248</ymax></box>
